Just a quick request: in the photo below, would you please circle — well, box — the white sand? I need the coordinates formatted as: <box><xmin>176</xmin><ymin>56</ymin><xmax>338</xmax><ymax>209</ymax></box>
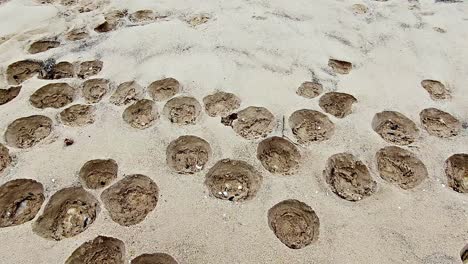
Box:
<box><xmin>0</xmin><ymin>0</ymin><xmax>467</xmax><ymax>263</ymax></box>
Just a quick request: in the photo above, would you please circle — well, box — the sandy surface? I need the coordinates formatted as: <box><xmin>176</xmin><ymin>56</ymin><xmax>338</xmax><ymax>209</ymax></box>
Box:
<box><xmin>0</xmin><ymin>0</ymin><xmax>467</xmax><ymax>263</ymax></box>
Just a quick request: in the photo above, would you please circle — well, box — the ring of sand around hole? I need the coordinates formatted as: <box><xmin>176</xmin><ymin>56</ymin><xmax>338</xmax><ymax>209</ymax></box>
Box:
<box><xmin>166</xmin><ymin>135</ymin><xmax>212</xmax><ymax>174</ymax></box>
<box><xmin>33</xmin><ymin>187</ymin><xmax>99</xmax><ymax>240</ymax></box>
<box><xmin>288</xmin><ymin>109</ymin><xmax>335</xmax><ymax>144</ymax></box>
<box><xmin>82</xmin><ymin>78</ymin><xmax>109</xmax><ymax>103</ymax></box>
<box><xmin>0</xmin><ymin>179</ymin><xmax>44</xmax><ymax>228</ymax></box>
<box><xmin>224</xmin><ymin>106</ymin><xmax>275</xmax><ymax>140</ymax></box>
<box><xmin>202</xmin><ymin>91</ymin><xmax>241</xmax><ymax>117</ymax></box>
<box><xmin>319</xmin><ymin>92</ymin><xmax>357</xmax><ymax>118</ymax></box>
<box><xmin>147</xmin><ymin>78</ymin><xmax>180</xmax><ymax>101</ymax></box>
<box><xmin>4</xmin><ymin>115</ymin><xmax>53</xmax><ymax>149</ymax></box>
<box><xmin>204</xmin><ymin>159</ymin><xmax>262</xmax><ymax>202</ymax></box>
<box><xmin>376</xmin><ymin>146</ymin><xmax>427</xmax><ymax>189</ymax></box>
<box><xmin>131</xmin><ymin>253</ymin><xmax>178</xmax><ymax>264</ymax></box>
<box><xmin>110</xmin><ymin>81</ymin><xmax>144</xmax><ymax>106</ymax></box>
<box><xmin>163</xmin><ymin>96</ymin><xmax>202</xmax><ymax>125</ymax></box>
<box><xmin>101</xmin><ymin>174</ymin><xmax>159</xmax><ymax>226</ymax></box>
<box><xmin>0</xmin><ymin>143</ymin><xmax>12</xmax><ymax>173</ymax></box>
<box><xmin>122</xmin><ymin>99</ymin><xmax>159</xmax><ymax>129</ymax></box>
<box><xmin>65</xmin><ymin>235</ymin><xmax>125</xmax><ymax>264</ymax></box>
<box><xmin>79</xmin><ymin>159</ymin><xmax>118</xmax><ymax>189</ymax></box>
<box><xmin>445</xmin><ymin>154</ymin><xmax>468</xmax><ymax>193</ymax></box>
<box><xmin>60</xmin><ymin>104</ymin><xmax>96</xmax><ymax>126</ymax></box>
<box><xmin>30</xmin><ymin>83</ymin><xmax>75</xmax><ymax>109</ymax></box>
<box><xmin>419</xmin><ymin>108</ymin><xmax>461</xmax><ymax>138</ymax></box>
<box><xmin>372</xmin><ymin>111</ymin><xmax>419</xmax><ymax>145</ymax></box>
<box><xmin>0</xmin><ymin>86</ymin><xmax>21</xmax><ymax>105</ymax></box>
<box><xmin>324</xmin><ymin>153</ymin><xmax>376</xmax><ymax>201</ymax></box>
<box><xmin>6</xmin><ymin>60</ymin><xmax>43</xmax><ymax>85</ymax></box>
<box><xmin>267</xmin><ymin>199</ymin><xmax>320</xmax><ymax>249</ymax></box>
<box><xmin>257</xmin><ymin>136</ymin><xmax>301</xmax><ymax>175</ymax></box>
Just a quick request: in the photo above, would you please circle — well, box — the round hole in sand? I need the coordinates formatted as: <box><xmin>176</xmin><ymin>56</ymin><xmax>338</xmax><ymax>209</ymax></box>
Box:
<box><xmin>131</xmin><ymin>253</ymin><xmax>178</xmax><ymax>264</ymax></box>
<box><xmin>82</xmin><ymin>78</ymin><xmax>109</xmax><ymax>103</ymax></box>
<box><xmin>123</xmin><ymin>99</ymin><xmax>159</xmax><ymax>129</ymax></box>
<box><xmin>376</xmin><ymin>146</ymin><xmax>427</xmax><ymax>189</ymax></box>
<box><xmin>6</xmin><ymin>60</ymin><xmax>43</xmax><ymax>85</ymax></box>
<box><xmin>0</xmin><ymin>179</ymin><xmax>44</xmax><ymax>228</ymax></box>
<box><xmin>296</xmin><ymin>81</ymin><xmax>323</xmax><ymax>99</ymax></box>
<box><xmin>5</xmin><ymin>115</ymin><xmax>53</xmax><ymax>149</ymax></box>
<box><xmin>0</xmin><ymin>143</ymin><xmax>12</xmax><ymax>173</ymax></box>
<box><xmin>445</xmin><ymin>154</ymin><xmax>468</xmax><ymax>193</ymax></box>
<box><xmin>257</xmin><ymin>136</ymin><xmax>301</xmax><ymax>175</ymax></box>
<box><xmin>78</xmin><ymin>60</ymin><xmax>103</xmax><ymax>79</ymax></box>
<box><xmin>65</xmin><ymin>236</ymin><xmax>125</xmax><ymax>264</ymax></box>
<box><xmin>204</xmin><ymin>159</ymin><xmax>262</xmax><ymax>202</ymax></box>
<box><xmin>461</xmin><ymin>244</ymin><xmax>468</xmax><ymax>264</ymax></box>
<box><xmin>225</xmin><ymin>106</ymin><xmax>276</xmax><ymax>140</ymax></box>
<box><xmin>0</xmin><ymin>86</ymin><xmax>21</xmax><ymax>105</ymax></box>
<box><xmin>202</xmin><ymin>91</ymin><xmax>241</xmax><ymax>117</ymax></box>
<box><xmin>39</xmin><ymin>61</ymin><xmax>75</xmax><ymax>80</ymax></box>
<box><xmin>267</xmin><ymin>199</ymin><xmax>320</xmax><ymax>249</ymax></box>
<box><xmin>60</xmin><ymin>104</ymin><xmax>96</xmax><ymax>127</ymax></box>
<box><xmin>79</xmin><ymin>159</ymin><xmax>118</xmax><ymax>189</ymax></box>
<box><xmin>30</xmin><ymin>82</ymin><xmax>75</xmax><ymax>109</ymax></box>
<box><xmin>419</xmin><ymin>108</ymin><xmax>461</xmax><ymax>138</ymax></box>
<box><xmin>324</xmin><ymin>153</ymin><xmax>376</xmax><ymax>201</ymax></box>
<box><xmin>33</xmin><ymin>186</ymin><xmax>99</xmax><ymax>240</ymax></box>
<box><xmin>288</xmin><ymin>109</ymin><xmax>335</xmax><ymax>144</ymax></box>
<box><xmin>372</xmin><ymin>111</ymin><xmax>419</xmax><ymax>145</ymax></box>
<box><xmin>101</xmin><ymin>174</ymin><xmax>159</xmax><ymax>226</ymax></box>
<box><xmin>110</xmin><ymin>81</ymin><xmax>144</xmax><ymax>106</ymax></box>
<box><xmin>328</xmin><ymin>59</ymin><xmax>352</xmax><ymax>74</ymax></box>
<box><xmin>166</xmin><ymin>135</ymin><xmax>212</xmax><ymax>174</ymax></box>
<box><xmin>147</xmin><ymin>78</ymin><xmax>180</xmax><ymax>101</ymax></box>
<box><xmin>319</xmin><ymin>92</ymin><xmax>357</xmax><ymax>118</ymax></box>
<box><xmin>163</xmin><ymin>96</ymin><xmax>202</xmax><ymax>125</ymax></box>
<box><xmin>28</xmin><ymin>40</ymin><xmax>60</xmax><ymax>54</ymax></box>
<box><xmin>421</xmin><ymin>80</ymin><xmax>450</xmax><ymax>100</ymax></box>
<box><xmin>129</xmin><ymin>10</ymin><xmax>156</xmax><ymax>23</ymax></box>
<box><xmin>66</xmin><ymin>28</ymin><xmax>89</xmax><ymax>41</ymax></box>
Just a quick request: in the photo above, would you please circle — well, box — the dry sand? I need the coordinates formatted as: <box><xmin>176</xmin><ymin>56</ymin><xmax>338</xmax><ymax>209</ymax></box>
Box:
<box><xmin>0</xmin><ymin>0</ymin><xmax>467</xmax><ymax>263</ymax></box>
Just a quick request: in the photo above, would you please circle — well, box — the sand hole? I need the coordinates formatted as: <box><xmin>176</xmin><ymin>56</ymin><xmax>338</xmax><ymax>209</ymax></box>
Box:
<box><xmin>60</xmin><ymin>104</ymin><xmax>96</xmax><ymax>126</ymax></box>
<box><xmin>163</xmin><ymin>96</ymin><xmax>202</xmax><ymax>125</ymax></box>
<box><xmin>79</xmin><ymin>159</ymin><xmax>118</xmax><ymax>189</ymax></box>
<box><xmin>257</xmin><ymin>137</ymin><xmax>301</xmax><ymax>175</ymax></box>
<box><xmin>123</xmin><ymin>99</ymin><xmax>158</xmax><ymax>129</ymax></box>
<box><xmin>148</xmin><ymin>78</ymin><xmax>180</xmax><ymax>101</ymax></box>
<box><xmin>95</xmin><ymin>10</ymin><xmax>127</xmax><ymax>33</ymax></box>
<box><xmin>372</xmin><ymin>111</ymin><xmax>419</xmax><ymax>145</ymax></box>
<box><xmin>30</xmin><ymin>82</ymin><xmax>75</xmax><ymax>109</ymax></box>
<box><xmin>376</xmin><ymin>146</ymin><xmax>427</xmax><ymax>189</ymax></box>
<box><xmin>5</xmin><ymin>115</ymin><xmax>53</xmax><ymax>148</ymax></box>
<box><xmin>101</xmin><ymin>174</ymin><xmax>159</xmax><ymax>226</ymax></box>
<box><xmin>129</xmin><ymin>10</ymin><xmax>155</xmax><ymax>23</ymax></box>
<box><xmin>296</xmin><ymin>81</ymin><xmax>323</xmax><ymax>99</ymax></box>
<box><xmin>268</xmin><ymin>199</ymin><xmax>319</xmax><ymax>249</ymax></box>
<box><xmin>82</xmin><ymin>78</ymin><xmax>109</xmax><ymax>103</ymax></box>
<box><xmin>0</xmin><ymin>143</ymin><xmax>12</xmax><ymax>173</ymax></box>
<box><xmin>94</xmin><ymin>21</ymin><xmax>119</xmax><ymax>33</ymax></box>
<box><xmin>421</xmin><ymin>80</ymin><xmax>450</xmax><ymax>100</ymax></box>
<box><xmin>352</xmin><ymin>4</ymin><xmax>368</xmax><ymax>14</ymax></box>
<box><xmin>288</xmin><ymin>109</ymin><xmax>335</xmax><ymax>144</ymax></box>
<box><xmin>224</xmin><ymin>106</ymin><xmax>276</xmax><ymax>140</ymax></box>
<box><xmin>131</xmin><ymin>253</ymin><xmax>178</xmax><ymax>264</ymax></box>
<box><xmin>65</xmin><ymin>236</ymin><xmax>125</xmax><ymax>264</ymax></box>
<box><xmin>324</xmin><ymin>153</ymin><xmax>376</xmax><ymax>201</ymax></box>
<box><xmin>28</xmin><ymin>40</ymin><xmax>60</xmax><ymax>54</ymax></box>
<box><xmin>167</xmin><ymin>135</ymin><xmax>212</xmax><ymax>174</ymax></box>
<box><xmin>39</xmin><ymin>61</ymin><xmax>75</xmax><ymax>80</ymax></box>
<box><xmin>66</xmin><ymin>28</ymin><xmax>89</xmax><ymax>41</ymax></box>
<box><xmin>78</xmin><ymin>60</ymin><xmax>103</xmax><ymax>79</ymax></box>
<box><xmin>419</xmin><ymin>108</ymin><xmax>461</xmax><ymax>138</ymax></box>
<box><xmin>461</xmin><ymin>244</ymin><xmax>468</xmax><ymax>264</ymax></box>
<box><xmin>445</xmin><ymin>154</ymin><xmax>468</xmax><ymax>193</ymax></box>
<box><xmin>0</xmin><ymin>179</ymin><xmax>44</xmax><ymax>228</ymax></box>
<box><xmin>188</xmin><ymin>15</ymin><xmax>210</xmax><ymax>26</ymax></box>
<box><xmin>328</xmin><ymin>59</ymin><xmax>352</xmax><ymax>74</ymax></box>
<box><xmin>203</xmin><ymin>91</ymin><xmax>241</xmax><ymax>117</ymax></box>
<box><xmin>110</xmin><ymin>81</ymin><xmax>143</xmax><ymax>106</ymax></box>
<box><xmin>319</xmin><ymin>92</ymin><xmax>357</xmax><ymax>118</ymax></box>
<box><xmin>33</xmin><ymin>187</ymin><xmax>99</xmax><ymax>240</ymax></box>
<box><xmin>0</xmin><ymin>86</ymin><xmax>21</xmax><ymax>105</ymax></box>
<box><xmin>204</xmin><ymin>159</ymin><xmax>262</xmax><ymax>202</ymax></box>
<box><xmin>6</xmin><ymin>60</ymin><xmax>42</xmax><ymax>85</ymax></box>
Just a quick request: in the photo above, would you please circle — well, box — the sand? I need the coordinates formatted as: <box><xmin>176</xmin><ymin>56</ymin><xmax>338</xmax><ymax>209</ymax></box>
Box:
<box><xmin>0</xmin><ymin>0</ymin><xmax>467</xmax><ymax>263</ymax></box>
